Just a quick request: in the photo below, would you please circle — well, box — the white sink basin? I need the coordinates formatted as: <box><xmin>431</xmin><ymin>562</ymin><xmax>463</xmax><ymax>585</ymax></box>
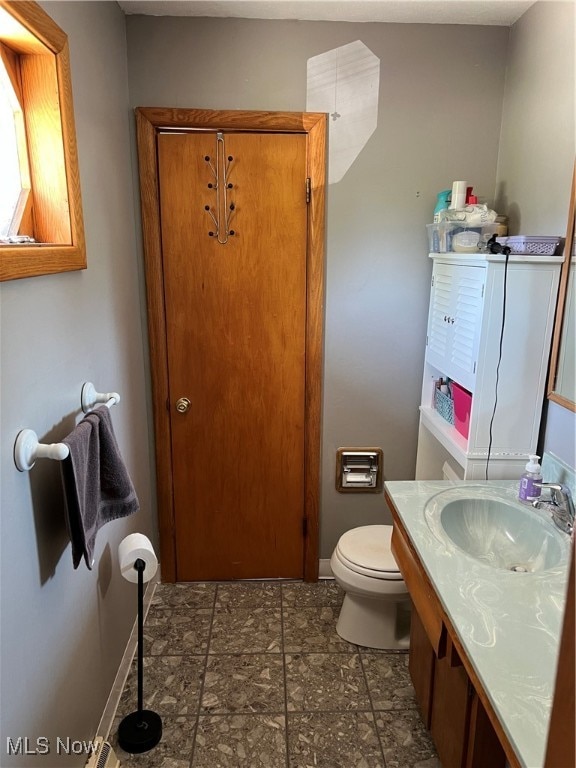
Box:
<box><xmin>424</xmin><ymin>487</ymin><xmax>566</xmax><ymax>573</ymax></box>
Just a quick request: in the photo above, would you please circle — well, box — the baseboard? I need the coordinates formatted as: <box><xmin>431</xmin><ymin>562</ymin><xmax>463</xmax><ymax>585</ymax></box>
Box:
<box><xmin>318</xmin><ymin>558</ymin><xmax>334</xmax><ymax>579</ymax></box>
<box><xmin>96</xmin><ymin>568</ymin><xmax>160</xmax><ymax>740</ymax></box>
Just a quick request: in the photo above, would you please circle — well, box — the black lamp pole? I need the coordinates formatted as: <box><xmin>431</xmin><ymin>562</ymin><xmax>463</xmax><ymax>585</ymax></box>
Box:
<box><xmin>117</xmin><ymin>558</ymin><xmax>162</xmax><ymax>753</ymax></box>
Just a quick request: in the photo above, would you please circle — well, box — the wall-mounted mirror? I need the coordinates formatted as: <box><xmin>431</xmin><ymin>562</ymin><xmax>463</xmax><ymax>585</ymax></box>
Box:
<box><xmin>0</xmin><ymin>1</ymin><xmax>86</xmax><ymax>281</ymax></box>
<box><xmin>548</xmin><ymin>164</ymin><xmax>576</xmax><ymax>411</ymax></box>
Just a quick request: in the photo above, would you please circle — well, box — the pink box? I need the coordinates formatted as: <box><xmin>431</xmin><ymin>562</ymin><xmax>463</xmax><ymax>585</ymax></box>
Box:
<box><xmin>452</xmin><ymin>382</ymin><xmax>472</xmax><ymax>439</ymax></box>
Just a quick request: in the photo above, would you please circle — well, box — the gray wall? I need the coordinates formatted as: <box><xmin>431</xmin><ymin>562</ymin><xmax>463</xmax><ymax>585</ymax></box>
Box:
<box><xmin>0</xmin><ymin>3</ymin><xmax>155</xmax><ymax>765</ymax></box>
<box><xmin>126</xmin><ymin>16</ymin><xmax>509</xmax><ymax>556</ymax></box>
<box><xmin>495</xmin><ymin>0</ymin><xmax>576</xmax><ymax>469</ymax></box>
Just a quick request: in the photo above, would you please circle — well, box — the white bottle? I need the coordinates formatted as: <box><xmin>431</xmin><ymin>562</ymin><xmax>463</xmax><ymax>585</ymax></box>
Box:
<box><xmin>449</xmin><ymin>180</ymin><xmax>467</xmax><ymax>210</ymax></box>
<box><xmin>518</xmin><ymin>455</ymin><xmax>542</xmax><ymax>502</ymax></box>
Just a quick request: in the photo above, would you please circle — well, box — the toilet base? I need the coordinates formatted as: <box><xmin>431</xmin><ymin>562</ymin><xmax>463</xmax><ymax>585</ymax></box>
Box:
<box><xmin>336</xmin><ymin>592</ymin><xmax>411</xmax><ymax>650</ymax></box>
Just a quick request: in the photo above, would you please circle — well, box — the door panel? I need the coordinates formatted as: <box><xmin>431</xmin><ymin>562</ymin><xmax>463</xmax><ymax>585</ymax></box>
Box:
<box><xmin>157</xmin><ymin>131</ymin><xmax>308</xmax><ymax>580</ymax></box>
<box><xmin>426</xmin><ymin>263</ymin><xmax>484</xmax><ymax>392</ymax></box>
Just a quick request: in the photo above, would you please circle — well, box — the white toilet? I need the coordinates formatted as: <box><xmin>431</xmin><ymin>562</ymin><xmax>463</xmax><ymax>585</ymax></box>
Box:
<box><xmin>330</xmin><ymin>524</ymin><xmax>411</xmax><ymax>650</ymax></box>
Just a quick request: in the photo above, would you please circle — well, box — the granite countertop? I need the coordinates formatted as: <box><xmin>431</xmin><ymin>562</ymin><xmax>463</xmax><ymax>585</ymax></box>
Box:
<box><xmin>384</xmin><ymin>479</ymin><xmax>572</xmax><ymax>768</ymax></box>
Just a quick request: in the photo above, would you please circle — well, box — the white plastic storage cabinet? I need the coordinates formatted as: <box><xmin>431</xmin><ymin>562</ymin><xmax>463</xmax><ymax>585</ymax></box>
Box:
<box><xmin>415</xmin><ymin>252</ymin><xmax>562</xmax><ymax>481</ymax></box>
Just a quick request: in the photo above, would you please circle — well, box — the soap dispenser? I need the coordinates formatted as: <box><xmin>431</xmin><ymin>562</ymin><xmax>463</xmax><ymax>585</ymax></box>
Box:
<box><xmin>518</xmin><ymin>455</ymin><xmax>542</xmax><ymax>502</ymax></box>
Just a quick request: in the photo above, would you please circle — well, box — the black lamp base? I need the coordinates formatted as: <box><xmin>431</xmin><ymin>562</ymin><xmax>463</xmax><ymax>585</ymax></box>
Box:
<box><xmin>118</xmin><ymin>710</ymin><xmax>162</xmax><ymax>754</ymax></box>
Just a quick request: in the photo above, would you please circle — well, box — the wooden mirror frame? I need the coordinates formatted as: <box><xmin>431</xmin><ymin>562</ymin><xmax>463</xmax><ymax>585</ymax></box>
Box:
<box><xmin>0</xmin><ymin>1</ymin><xmax>86</xmax><ymax>282</ymax></box>
<box><xmin>547</xmin><ymin>163</ymin><xmax>576</xmax><ymax>411</ymax></box>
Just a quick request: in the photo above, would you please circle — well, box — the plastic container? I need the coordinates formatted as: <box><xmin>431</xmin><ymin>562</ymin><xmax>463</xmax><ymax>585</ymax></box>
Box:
<box><xmin>518</xmin><ymin>455</ymin><xmax>542</xmax><ymax>501</ymax></box>
<box><xmin>495</xmin><ymin>236</ymin><xmax>561</xmax><ymax>255</ymax></box>
<box><xmin>495</xmin><ymin>215</ymin><xmax>508</xmax><ymax>237</ymax></box>
<box><xmin>452</xmin><ymin>382</ymin><xmax>472</xmax><ymax>438</ymax></box>
<box><xmin>427</xmin><ymin>223</ymin><xmax>499</xmax><ymax>253</ymax></box>
<box><xmin>452</xmin><ymin>230</ymin><xmax>483</xmax><ymax>253</ymax></box>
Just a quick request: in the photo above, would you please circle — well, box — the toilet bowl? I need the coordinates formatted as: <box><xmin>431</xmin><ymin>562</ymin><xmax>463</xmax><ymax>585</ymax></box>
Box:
<box><xmin>330</xmin><ymin>524</ymin><xmax>410</xmax><ymax>650</ymax></box>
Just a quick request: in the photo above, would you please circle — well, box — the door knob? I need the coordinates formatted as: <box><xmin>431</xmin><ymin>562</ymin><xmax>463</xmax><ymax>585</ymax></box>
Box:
<box><xmin>175</xmin><ymin>397</ymin><xmax>191</xmax><ymax>413</ymax></box>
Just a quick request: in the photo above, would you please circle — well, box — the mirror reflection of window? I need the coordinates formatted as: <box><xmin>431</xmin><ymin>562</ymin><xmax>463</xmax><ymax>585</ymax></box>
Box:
<box><xmin>0</xmin><ymin>50</ymin><xmax>31</xmax><ymax>239</ymax></box>
<box><xmin>0</xmin><ymin>2</ymin><xmax>86</xmax><ymax>281</ymax></box>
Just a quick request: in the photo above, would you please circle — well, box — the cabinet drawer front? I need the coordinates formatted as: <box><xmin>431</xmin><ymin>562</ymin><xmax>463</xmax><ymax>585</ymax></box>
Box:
<box><xmin>391</xmin><ymin>526</ymin><xmax>445</xmax><ymax>655</ymax></box>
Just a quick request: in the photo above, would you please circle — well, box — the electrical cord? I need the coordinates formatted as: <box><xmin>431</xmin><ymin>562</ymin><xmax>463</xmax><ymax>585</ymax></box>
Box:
<box><xmin>485</xmin><ymin>237</ymin><xmax>511</xmax><ymax>480</ymax></box>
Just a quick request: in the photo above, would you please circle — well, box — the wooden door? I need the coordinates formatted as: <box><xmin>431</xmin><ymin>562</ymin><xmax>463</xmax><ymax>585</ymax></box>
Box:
<box><xmin>157</xmin><ymin>130</ymin><xmax>308</xmax><ymax>580</ymax></box>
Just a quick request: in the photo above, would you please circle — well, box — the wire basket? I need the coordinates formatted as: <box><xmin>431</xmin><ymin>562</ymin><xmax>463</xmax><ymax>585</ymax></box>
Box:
<box><xmin>434</xmin><ymin>388</ymin><xmax>454</xmax><ymax>425</ymax></box>
<box><xmin>495</xmin><ymin>236</ymin><xmax>561</xmax><ymax>255</ymax></box>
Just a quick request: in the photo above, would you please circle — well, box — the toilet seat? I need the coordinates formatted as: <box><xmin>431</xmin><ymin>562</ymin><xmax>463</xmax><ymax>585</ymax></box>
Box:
<box><xmin>335</xmin><ymin>525</ymin><xmax>403</xmax><ymax>580</ymax></box>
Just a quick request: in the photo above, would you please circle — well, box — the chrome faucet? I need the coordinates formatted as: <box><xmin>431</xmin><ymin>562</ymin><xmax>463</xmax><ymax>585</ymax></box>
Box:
<box><xmin>532</xmin><ymin>483</ymin><xmax>575</xmax><ymax>535</ymax></box>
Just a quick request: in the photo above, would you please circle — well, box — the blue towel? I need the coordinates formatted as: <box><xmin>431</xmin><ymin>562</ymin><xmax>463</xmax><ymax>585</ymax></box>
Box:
<box><xmin>61</xmin><ymin>406</ymin><xmax>139</xmax><ymax>569</ymax></box>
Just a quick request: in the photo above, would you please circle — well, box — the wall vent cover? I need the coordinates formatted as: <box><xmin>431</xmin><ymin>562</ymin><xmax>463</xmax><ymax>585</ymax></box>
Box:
<box><xmin>85</xmin><ymin>737</ymin><xmax>120</xmax><ymax>768</ymax></box>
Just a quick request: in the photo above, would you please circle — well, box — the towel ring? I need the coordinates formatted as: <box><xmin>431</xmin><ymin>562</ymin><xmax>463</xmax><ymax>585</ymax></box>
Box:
<box><xmin>14</xmin><ymin>382</ymin><xmax>121</xmax><ymax>471</ymax></box>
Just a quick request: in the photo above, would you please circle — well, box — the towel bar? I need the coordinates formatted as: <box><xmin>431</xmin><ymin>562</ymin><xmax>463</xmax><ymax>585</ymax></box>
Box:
<box><xmin>14</xmin><ymin>382</ymin><xmax>120</xmax><ymax>471</ymax></box>
<box><xmin>81</xmin><ymin>382</ymin><xmax>120</xmax><ymax>414</ymax></box>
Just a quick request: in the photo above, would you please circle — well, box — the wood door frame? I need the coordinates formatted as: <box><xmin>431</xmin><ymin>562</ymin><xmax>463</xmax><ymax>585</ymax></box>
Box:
<box><xmin>135</xmin><ymin>107</ymin><xmax>326</xmax><ymax>582</ymax></box>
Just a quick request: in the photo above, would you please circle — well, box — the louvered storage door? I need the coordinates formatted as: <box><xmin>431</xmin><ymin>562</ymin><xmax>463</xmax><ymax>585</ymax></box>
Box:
<box><xmin>426</xmin><ymin>265</ymin><xmax>453</xmax><ymax>373</ymax></box>
<box><xmin>449</xmin><ymin>265</ymin><xmax>485</xmax><ymax>391</ymax></box>
<box><xmin>426</xmin><ymin>263</ymin><xmax>485</xmax><ymax>392</ymax></box>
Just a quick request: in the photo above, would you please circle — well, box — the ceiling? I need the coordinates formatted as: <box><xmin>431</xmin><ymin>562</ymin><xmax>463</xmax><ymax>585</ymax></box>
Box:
<box><xmin>117</xmin><ymin>0</ymin><xmax>536</xmax><ymax>27</ymax></box>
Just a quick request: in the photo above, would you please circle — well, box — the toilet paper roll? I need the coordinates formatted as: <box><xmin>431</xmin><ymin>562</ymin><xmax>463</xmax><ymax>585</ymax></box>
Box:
<box><xmin>449</xmin><ymin>180</ymin><xmax>467</xmax><ymax>210</ymax></box>
<box><xmin>118</xmin><ymin>533</ymin><xmax>158</xmax><ymax>583</ymax></box>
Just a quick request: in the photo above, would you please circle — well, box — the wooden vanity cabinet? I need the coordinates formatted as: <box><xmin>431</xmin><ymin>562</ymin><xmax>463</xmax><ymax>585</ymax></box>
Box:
<box><xmin>408</xmin><ymin>608</ymin><xmax>435</xmax><ymax>728</ymax></box>
<box><xmin>430</xmin><ymin>632</ymin><xmax>505</xmax><ymax>768</ymax></box>
<box><xmin>391</xmin><ymin>514</ymin><xmax>508</xmax><ymax>768</ymax></box>
<box><xmin>466</xmin><ymin>694</ymin><xmax>509</xmax><ymax>768</ymax></box>
<box><xmin>430</xmin><ymin>633</ymin><xmax>472</xmax><ymax>767</ymax></box>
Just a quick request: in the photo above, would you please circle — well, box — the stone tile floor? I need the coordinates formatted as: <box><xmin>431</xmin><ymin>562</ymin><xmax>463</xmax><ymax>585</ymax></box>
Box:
<box><xmin>110</xmin><ymin>581</ymin><xmax>439</xmax><ymax>768</ymax></box>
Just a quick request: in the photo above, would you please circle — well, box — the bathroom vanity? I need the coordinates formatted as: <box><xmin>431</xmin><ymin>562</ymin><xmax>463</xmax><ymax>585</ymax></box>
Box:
<box><xmin>384</xmin><ymin>480</ymin><xmax>571</xmax><ymax>768</ymax></box>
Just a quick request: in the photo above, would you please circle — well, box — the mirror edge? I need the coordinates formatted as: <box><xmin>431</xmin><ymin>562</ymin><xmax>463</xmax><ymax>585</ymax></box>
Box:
<box><xmin>547</xmin><ymin>161</ymin><xmax>576</xmax><ymax>412</ymax></box>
